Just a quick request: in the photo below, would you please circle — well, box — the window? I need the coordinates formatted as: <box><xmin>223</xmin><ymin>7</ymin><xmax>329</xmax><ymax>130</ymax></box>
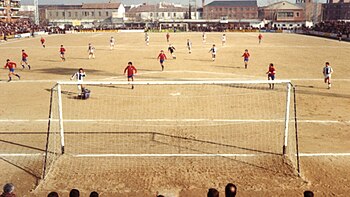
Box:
<box><xmin>174</xmin><ymin>13</ymin><xmax>176</xmax><ymax>17</ymax></box>
<box><xmin>62</xmin><ymin>12</ymin><xmax>65</xmax><ymax>17</ymax></box>
<box><xmin>68</xmin><ymin>12</ymin><xmax>71</xmax><ymax>17</ymax></box>
<box><xmin>219</xmin><ymin>8</ymin><xmax>222</xmax><ymax>11</ymax></box>
<box><xmin>156</xmin><ymin>13</ymin><xmax>159</xmax><ymax>17</ymax></box>
<box><xmin>277</xmin><ymin>12</ymin><xmax>294</xmax><ymax>18</ymax></box>
<box><xmin>75</xmin><ymin>12</ymin><xmax>78</xmax><ymax>17</ymax></box>
<box><xmin>229</xmin><ymin>14</ymin><xmax>232</xmax><ymax>17</ymax></box>
<box><xmin>150</xmin><ymin>13</ymin><xmax>153</xmax><ymax>17</ymax></box>
<box><xmin>106</xmin><ymin>12</ymin><xmax>109</xmax><ymax>16</ymax></box>
<box><xmin>168</xmin><ymin>12</ymin><xmax>171</xmax><ymax>17</ymax></box>
<box><xmin>56</xmin><ymin>12</ymin><xmax>58</xmax><ymax>17</ymax></box>
<box><xmin>49</xmin><ymin>12</ymin><xmax>52</xmax><ymax>17</ymax></box>
<box><xmin>99</xmin><ymin>11</ymin><xmax>101</xmax><ymax>16</ymax></box>
<box><xmin>229</xmin><ymin>8</ymin><xmax>232</xmax><ymax>11</ymax></box>
<box><xmin>246</xmin><ymin>7</ymin><xmax>250</xmax><ymax>11</ymax></box>
<box><xmin>162</xmin><ymin>13</ymin><xmax>164</xmax><ymax>17</ymax></box>
<box><xmin>240</xmin><ymin>8</ymin><xmax>243</xmax><ymax>11</ymax></box>
<box><xmin>296</xmin><ymin>12</ymin><xmax>299</xmax><ymax>17</ymax></box>
<box><xmin>91</xmin><ymin>12</ymin><xmax>94</xmax><ymax>16</ymax></box>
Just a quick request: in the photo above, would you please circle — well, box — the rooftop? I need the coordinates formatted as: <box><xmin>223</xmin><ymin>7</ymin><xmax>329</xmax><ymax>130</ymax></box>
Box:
<box><xmin>206</xmin><ymin>0</ymin><xmax>258</xmax><ymax>7</ymax></box>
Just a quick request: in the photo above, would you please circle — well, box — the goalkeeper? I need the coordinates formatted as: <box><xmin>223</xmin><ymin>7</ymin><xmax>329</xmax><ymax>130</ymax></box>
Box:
<box><xmin>71</xmin><ymin>68</ymin><xmax>86</xmax><ymax>93</ymax></box>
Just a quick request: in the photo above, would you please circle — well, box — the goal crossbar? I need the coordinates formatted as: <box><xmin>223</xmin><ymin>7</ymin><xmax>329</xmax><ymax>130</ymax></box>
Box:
<box><xmin>56</xmin><ymin>80</ymin><xmax>291</xmax><ymax>86</ymax></box>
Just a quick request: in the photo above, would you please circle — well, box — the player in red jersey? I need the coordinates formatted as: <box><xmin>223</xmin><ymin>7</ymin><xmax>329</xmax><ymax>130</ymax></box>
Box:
<box><xmin>20</xmin><ymin>49</ymin><xmax>31</xmax><ymax>70</ymax></box>
<box><xmin>40</xmin><ymin>37</ymin><xmax>46</xmax><ymax>48</ymax></box>
<box><xmin>124</xmin><ymin>62</ymin><xmax>137</xmax><ymax>89</ymax></box>
<box><xmin>242</xmin><ymin>49</ymin><xmax>250</xmax><ymax>69</ymax></box>
<box><xmin>258</xmin><ymin>34</ymin><xmax>263</xmax><ymax>44</ymax></box>
<box><xmin>166</xmin><ymin>33</ymin><xmax>170</xmax><ymax>42</ymax></box>
<box><xmin>266</xmin><ymin>63</ymin><xmax>276</xmax><ymax>89</ymax></box>
<box><xmin>60</xmin><ymin>45</ymin><xmax>66</xmax><ymax>61</ymax></box>
<box><xmin>4</xmin><ymin>59</ymin><xmax>20</xmax><ymax>82</ymax></box>
<box><xmin>157</xmin><ymin>50</ymin><xmax>167</xmax><ymax>71</ymax></box>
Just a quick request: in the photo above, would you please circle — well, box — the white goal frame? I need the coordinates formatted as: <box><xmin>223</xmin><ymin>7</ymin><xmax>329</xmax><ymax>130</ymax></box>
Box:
<box><xmin>54</xmin><ymin>80</ymin><xmax>292</xmax><ymax>156</ymax></box>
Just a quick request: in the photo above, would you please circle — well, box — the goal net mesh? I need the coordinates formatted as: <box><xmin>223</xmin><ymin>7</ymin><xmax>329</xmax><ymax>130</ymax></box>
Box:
<box><xmin>43</xmin><ymin>81</ymin><xmax>299</xmax><ymax>182</ymax></box>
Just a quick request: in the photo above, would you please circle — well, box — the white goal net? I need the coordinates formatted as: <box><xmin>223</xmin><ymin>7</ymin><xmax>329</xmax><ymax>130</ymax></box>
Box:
<box><xmin>43</xmin><ymin>80</ymin><xmax>300</xmax><ymax>181</ymax></box>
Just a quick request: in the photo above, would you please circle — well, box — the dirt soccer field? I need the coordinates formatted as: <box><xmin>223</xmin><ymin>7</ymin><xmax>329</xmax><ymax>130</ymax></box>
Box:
<box><xmin>0</xmin><ymin>32</ymin><xmax>350</xmax><ymax>196</ymax></box>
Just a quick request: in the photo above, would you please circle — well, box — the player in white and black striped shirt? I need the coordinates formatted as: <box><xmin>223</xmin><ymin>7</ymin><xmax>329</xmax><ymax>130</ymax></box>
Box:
<box><xmin>71</xmin><ymin>68</ymin><xmax>86</xmax><ymax>92</ymax></box>
<box><xmin>323</xmin><ymin>62</ymin><xmax>334</xmax><ymax>89</ymax></box>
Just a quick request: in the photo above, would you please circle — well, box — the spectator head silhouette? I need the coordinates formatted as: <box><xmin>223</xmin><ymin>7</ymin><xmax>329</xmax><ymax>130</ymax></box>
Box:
<box><xmin>225</xmin><ymin>183</ymin><xmax>237</xmax><ymax>197</ymax></box>
<box><xmin>69</xmin><ymin>189</ymin><xmax>80</xmax><ymax>197</ymax></box>
<box><xmin>207</xmin><ymin>188</ymin><xmax>219</xmax><ymax>197</ymax></box>
<box><xmin>304</xmin><ymin>190</ymin><xmax>314</xmax><ymax>197</ymax></box>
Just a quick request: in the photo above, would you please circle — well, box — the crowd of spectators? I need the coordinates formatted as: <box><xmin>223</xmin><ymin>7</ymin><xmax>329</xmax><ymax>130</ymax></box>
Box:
<box><xmin>1</xmin><ymin>182</ymin><xmax>316</xmax><ymax>197</ymax></box>
<box><xmin>0</xmin><ymin>19</ymin><xmax>49</xmax><ymax>38</ymax></box>
<box><xmin>307</xmin><ymin>21</ymin><xmax>350</xmax><ymax>38</ymax></box>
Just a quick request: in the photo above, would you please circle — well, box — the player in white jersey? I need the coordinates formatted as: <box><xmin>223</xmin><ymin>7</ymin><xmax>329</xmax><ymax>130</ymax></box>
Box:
<box><xmin>71</xmin><ymin>68</ymin><xmax>86</xmax><ymax>92</ymax></box>
<box><xmin>145</xmin><ymin>33</ymin><xmax>150</xmax><ymax>46</ymax></box>
<box><xmin>110</xmin><ymin>36</ymin><xmax>115</xmax><ymax>50</ymax></box>
<box><xmin>187</xmin><ymin>39</ymin><xmax>192</xmax><ymax>54</ymax></box>
<box><xmin>88</xmin><ymin>43</ymin><xmax>95</xmax><ymax>59</ymax></box>
<box><xmin>323</xmin><ymin>62</ymin><xmax>334</xmax><ymax>89</ymax></box>
<box><xmin>222</xmin><ymin>34</ymin><xmax>226</xmax><ymax>46</ymax></box>
<box><xmin>209</xmin><ymin>44</ymin><xmax>217</xmax><ymax>61</ymax></box>
<box><xmin>202</xmin><ymin>32</ymin><xmax>206</xmax><ymax>44</ymax></box>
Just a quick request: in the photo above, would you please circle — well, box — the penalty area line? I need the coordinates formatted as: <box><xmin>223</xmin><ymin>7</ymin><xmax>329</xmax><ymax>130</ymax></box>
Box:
<box><xmin>73</xmin><ymin>154</ymin><xmax>260</xmax><ymax>157</ymax></box>
<box><xmin>2</xmin><ymin>153</ymin><xmax>350</xmax><ymax>157</ymax></box>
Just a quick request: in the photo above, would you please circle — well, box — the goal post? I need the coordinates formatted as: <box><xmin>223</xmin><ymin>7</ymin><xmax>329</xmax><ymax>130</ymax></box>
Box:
<box><xmin>43</xmin><ymin>80</ymin><xmax>300</xmax><ymax>179</ymax></box>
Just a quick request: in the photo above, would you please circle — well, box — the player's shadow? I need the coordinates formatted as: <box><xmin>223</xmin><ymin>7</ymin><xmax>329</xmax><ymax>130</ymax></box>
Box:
<box><xmin>214</xmin><ymin>65</ymin><xmax>243</xmax><ymax>69</ymax></box>
<box><xmin>35</xmin><ymin>67</ymin><xmax>114</xmax><ymax>76</ymax></box>
<box><xmin>295</xmin><ymin>86</ymin><xmax>350</xmax><ymax>99</ymax></box>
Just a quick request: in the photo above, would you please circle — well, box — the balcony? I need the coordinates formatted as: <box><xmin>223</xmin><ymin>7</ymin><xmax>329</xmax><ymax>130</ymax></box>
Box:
<box><xmin>11</xmin><ymin>15</ymin><xmax>21</xmax><ymax>18</ymax></box>
<box><xmin>11</xmin><ymin>0</ymin><xmax>21</xmax><ymax>2</ymax></box>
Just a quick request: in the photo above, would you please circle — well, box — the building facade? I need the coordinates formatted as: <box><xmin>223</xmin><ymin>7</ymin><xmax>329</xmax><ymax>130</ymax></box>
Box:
<box><xmin>322</xmin><ymin>0</ymin><xmax>350</xmax><ymax>20</ymax></box>
<box><xmin>126</xmin><ymin>2</ymin><xmax>197</xmax><ymax>22</ymax></box>
<box><xmin>40</xmin><ymin>3</ymin><xmax>125</xmax><ymax>27</ymax></box>
<box><xmin>0</xmin><ymin>0</ymin><xmax>21</xmax><ymax>22</ymax></box>
<box><xmin>203</xmin><ymin>0</ymin><xmax>258</xmax><ymax>20</ymax></box>
<box><xmin>259</xmin><ymin>1</ymin><xmax>306</xmax><ymax>29</ymax></box>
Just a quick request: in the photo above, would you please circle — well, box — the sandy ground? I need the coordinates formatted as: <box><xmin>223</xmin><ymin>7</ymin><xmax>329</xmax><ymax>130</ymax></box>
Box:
<box><xmin>0</xmin><ymin>32</ymin><xmax>350</xmax><ymax>196</ymax></box>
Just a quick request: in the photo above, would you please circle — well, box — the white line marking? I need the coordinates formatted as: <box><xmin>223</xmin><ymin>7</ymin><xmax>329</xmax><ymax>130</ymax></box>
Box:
<box><xmin>0</xmin><ymin>119</ymin><xmax>349</xmax><ymax>124</ymax></box>
<box><xmin>1</xmin><ymin>77</ymin><xmax>350</xmax><ymax>84</ymax></box>
<box><xmin>0</xmin><ymin>153</ymin><xmax>43</xmax><ymax>157</ymax></box>
<box><xmin>1</xmin><ymin>153</ymin><xmax>350</xmax><ymax>157</ymax></box>
<box><xmin>299</xmin><ymin>153</ymin><xmax>350</xmax><ymax>157</ymax></box>
<box><xmin>74</xmin><ymin>154</ymin><xmax>260</xmax><ymax>157</ymax></box>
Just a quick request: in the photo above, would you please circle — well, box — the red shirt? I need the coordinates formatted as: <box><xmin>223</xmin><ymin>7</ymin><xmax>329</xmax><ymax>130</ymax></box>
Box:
<box><xmin>268</xmin><ymin>67</ymin><xmax>276</xmax><ymax>75</ymax></box>
<box><xmin>22</xmin><ymin>52</ymin><xmax>28</xmax><ymax>58</ymax></box>
<box><xmin>124</xmin><ymin>65</ymin><xmax>137</xmax><ymax>76</ymax></box>
<box><xmin>242</xmin><ymin>52</ymin><xmax>250</xmax><ymax>58</ymax></box>
<box><xmin>60</xmin><ymin>47</ymin><xmax>66</xmax><ymax>53</ymax></box>
<box><xmin>258</xmin><ymin>34</ymin><xmax>263</xmax><ymax>39</ymax></box>
<box><xmin>158</xmin><ymin>53</ymin><xmax>167</xmax><ymax>60</ymax></box>
<box><xmin>4</xmin><ymin>61</ymin><xmax>16</xmax><ymax>69</ymax></box>
<box><xmin>41</xmin><ymin>38</ymin><xmax>45</xmax><ymax>43</ymax></box>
